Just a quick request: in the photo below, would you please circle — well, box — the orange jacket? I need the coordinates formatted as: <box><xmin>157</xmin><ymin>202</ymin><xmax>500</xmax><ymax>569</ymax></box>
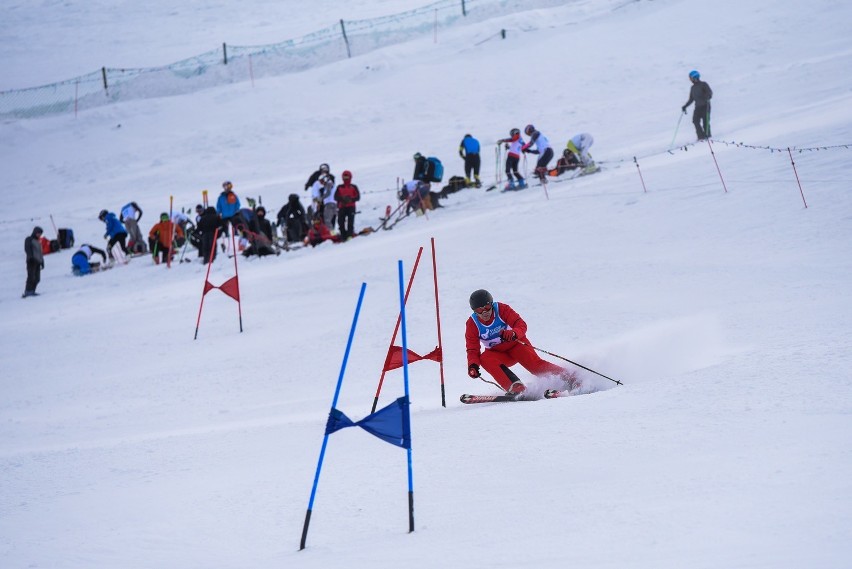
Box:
<box><xmin>148</xmin><ymin>220</ymin><xmax>184</xmax><ymax>249</ymax></box>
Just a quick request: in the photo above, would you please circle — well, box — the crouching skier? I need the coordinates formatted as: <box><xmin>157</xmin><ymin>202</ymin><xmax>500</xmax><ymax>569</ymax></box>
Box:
<box><xmin>71</xmin><ymin>244</ymin><xmax>108</xmax><ymax>275</ymax></box>
<box><xmin>465</xmin><ymin>289</ymin><xmax>580</xmax><ymax>397</ymax></box>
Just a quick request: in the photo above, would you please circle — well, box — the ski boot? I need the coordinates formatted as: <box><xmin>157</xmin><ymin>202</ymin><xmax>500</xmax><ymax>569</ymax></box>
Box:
<box><xmin>474</xmin><ymin>176</ymin><xmax>482</xmax><ymax>188</ymax></box>
<box><xmin>504</xmin><ymin>179</ymin><xmax>516</xmax><ymax>191</ymax></box>
<box><xmin>516</xmin><ymin>177</ymin><xmax>527</xmax><ymax>189</ymax></box>
<box><xmin>508</xmin><ymin>381</ymin><xmax>527</xmax><ymax>397</ymax></box>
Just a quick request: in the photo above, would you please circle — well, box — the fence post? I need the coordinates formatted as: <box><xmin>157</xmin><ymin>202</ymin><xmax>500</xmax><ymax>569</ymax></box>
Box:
<box><xmin>101</xmin><ymin>67</ymin><xmax>108</xmax><ymax>92</ymax></box>
<box><xmin>461</xmin><ymin>0</ymin><xmax>467</xmax><ymax>16</ymax></box>
<box><xmin>340</xmin><ymin>19</ymin><xmax>352</xmax><ymax>58</ymax></box>
<box><xmin>223</xmin><ymin>43</ymin><xmax>228</xmax><ymax>65</ymax></box>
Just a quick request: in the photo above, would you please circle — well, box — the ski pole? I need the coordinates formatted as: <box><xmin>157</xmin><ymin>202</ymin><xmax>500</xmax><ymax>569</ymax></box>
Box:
<box><xmin>669</xmin><ymin>112</ymin><xmax>684</xmax><ymax>150</ymax></box>
<box><xmin>519</xmin><ymin>341</ymin><xmax>623</xmax><ymax>385</ymax></box>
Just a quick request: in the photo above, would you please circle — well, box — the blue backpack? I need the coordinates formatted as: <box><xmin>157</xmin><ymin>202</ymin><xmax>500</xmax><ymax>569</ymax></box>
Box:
<box><xmin>427</xmin><ymin>157</ymin><xmax>444</xmax><ymax>183</ymax></box>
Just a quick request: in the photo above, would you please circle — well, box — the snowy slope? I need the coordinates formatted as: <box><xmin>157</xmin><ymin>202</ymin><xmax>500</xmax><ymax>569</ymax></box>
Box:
<box><xmin>1</xmin><ymin>1</ymin><xmax>851</xmax><ymax>568</ymax></box>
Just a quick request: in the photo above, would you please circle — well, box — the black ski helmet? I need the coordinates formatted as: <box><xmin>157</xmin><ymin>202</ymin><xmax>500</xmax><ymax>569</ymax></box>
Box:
<box><xmin>510</xmin><ymin>128</ymin><xmax>520</xmax><ymax>137</ymax></box>
<box><xmin>469</xmin><ymin>289</ymin><xmax>493</xmax><ymax>310</ymax></box>
<box><xmin>98</xmin><ymin>209</ymin><xmax>108</xmax><ymax>221</ymax></box>
<box><xmin>524</xmin><ymin>124</ymin><xmax>535</xmax><ymax>135</ymax></box>
<box><xmin>319</xmin><ymin>163</ymin><xmax>330</xmax><ymax>173</ymax></box>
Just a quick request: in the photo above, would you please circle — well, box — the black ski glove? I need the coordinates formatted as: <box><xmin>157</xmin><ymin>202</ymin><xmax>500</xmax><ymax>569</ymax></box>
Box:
<box><xmin>468</xmin><ymin>364</ymin><xmax>481</xmax><ymax>378</ymax></box>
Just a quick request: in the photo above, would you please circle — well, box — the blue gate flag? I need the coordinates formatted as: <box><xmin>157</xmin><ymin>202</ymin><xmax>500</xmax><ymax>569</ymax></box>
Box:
<box><xmin>325</xmin><ymin>396</ymin><xmax>411</xmax><ymax>449</ymax></box>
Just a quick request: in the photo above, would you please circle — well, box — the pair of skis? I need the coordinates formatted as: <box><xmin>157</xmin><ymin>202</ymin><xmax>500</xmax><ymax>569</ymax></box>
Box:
<box><xmin>459</xmin><ymin>389</ymin><xmax>572</xmax><ymax>404</ymax></box>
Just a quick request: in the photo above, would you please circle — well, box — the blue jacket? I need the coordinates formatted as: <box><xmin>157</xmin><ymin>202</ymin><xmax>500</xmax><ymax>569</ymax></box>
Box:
<box><xmin>460</xmin><ymin>135</ymin><xmax>480</xmax><ymax>156</ymax></box>
<box><xmin>103</xmin><ymin>212</ymin><xmax>126</xmax><ymax>238</ymax></box>
<box><xmin>216</xmin><ymin>190</ymin><xmax>241</xmax><ymax>218</ymax></box>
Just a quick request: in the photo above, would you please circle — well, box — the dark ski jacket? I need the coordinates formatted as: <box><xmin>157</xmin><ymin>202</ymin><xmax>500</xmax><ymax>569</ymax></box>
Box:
<box><xmin>684</xmin><ymin>80</ymin><xmax>713</xmax><ymax>108</ymax></box>
<box><xmin>25</xmin><ymin>228</ymin><xmax>44</xmax><ymax>266</ymax></box>
<box><xmin>197</xmin><ymin>207</ymin><xmax>221</xmax><ymax>236</ymax></box>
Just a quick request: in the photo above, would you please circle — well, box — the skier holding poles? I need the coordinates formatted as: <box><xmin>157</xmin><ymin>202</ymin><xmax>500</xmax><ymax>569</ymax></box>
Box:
<box><xmin>465</xmin><ymin>289</ymin><xmax>580</xmax><ymax>396</ymax></box>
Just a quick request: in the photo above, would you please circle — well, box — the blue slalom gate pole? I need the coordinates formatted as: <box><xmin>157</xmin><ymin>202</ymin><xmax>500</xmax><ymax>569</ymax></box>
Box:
<box><xmin>299</xmin><ymin>282</ymin><xmax>367</xmax><ymax>551</ymax></box>
<box><xmin>397</xmin><ymin>260</ymin><xmax>415</xmax><ymax>533</ymax></box>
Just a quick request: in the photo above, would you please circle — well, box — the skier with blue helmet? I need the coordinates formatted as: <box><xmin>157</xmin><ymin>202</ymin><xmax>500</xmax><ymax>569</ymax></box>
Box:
<box><xmin>681</xmin><ymin>70</ymin><xmax>713</xmax><ymax>140</ymax></box>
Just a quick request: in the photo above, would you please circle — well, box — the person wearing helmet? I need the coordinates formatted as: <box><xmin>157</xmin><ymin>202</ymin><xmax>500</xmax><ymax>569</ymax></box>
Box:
<box><xmin>310</xmin><ymin>174</ymin><xmax>337</xmax><ymax>231</ymax></box>
<box><xmin>521</xmin><ymin>124</ymin><xmax>554</xmax><ymax>183</ymax></box>
<box><xmin>99</xmin><ymin>209</ymin><xmax>130</xmax><ymax>261</ymax></box>
<box><xmin>334</xmin><ymin>170</ymin><xmax>361</xmax><ymax>240</ymax></box>
<box><xmin>23</xmin><ymin>226</ymin><xmax>45</xmax><ymax>297</ymax></box>
<box><xmin>71</xmin><ymin>243</ymin><xmax>108</xmax><ymax>276</ymax></box>
<box><xmin>681</xmin><ymin>70</ymin><xmax>713</xmax><ymax>140</ymax></box>
<box><xmin>304</xmin><ymin>163</ymin><xmax>335</xmax><ymax>191</ymax></box>
<box><xmin>497</xmin><ymin>128</ymin><xmax>527</xmax><ymax>190</ymax></box>
<box><xmin>216</xmin><ymin>180</ymin><xmax>241</xmax><ymax>236</ymax></box>
<box><xmin>277</xmin><ymin>193</ymin><xmax>309</xmax><ymax>243</ymax></box>
<box><xmin>458</xmin><ymin>134</ymin><xmax>482</xmax><ymax>188</ymax></box>
<box><xmin>148</xmin><ymin>212</ymin><xmax>185</xmax><ymax>265</ymax></box>
<box><xmin>465</xmin><ymin>289</ymin><xmax>580</xmax><ymax>396</ymax></box>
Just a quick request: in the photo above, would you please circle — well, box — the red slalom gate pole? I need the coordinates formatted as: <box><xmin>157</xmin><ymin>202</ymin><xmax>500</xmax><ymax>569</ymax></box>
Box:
<box><xmin>705</xmin><ymin>139</ymin><xmax>728</xmax><ymax>193</ymax></box>
<box><xmin>430</xmin><ymin>237</ymin><xmax>446</xmax><ymax>407</ymax></box>
<box><xmin>231</xmin><ymin>230</ymin><xmax>244</xmax><ymax>332</ymax></box>
<box><xmin>787</xmin><ymin>147</ymin><xmax>809</xmax><ymax>208</ymax></box>
<box><xmin>633</xmin><ymin>156</ymin><xmax>647</xmax><ymax>193</ymax></box>
<box><xmin>194</xmin><ymin>228</ymin><xmax>220</xmax><ymax>339</ymax></box>
<box><xmin>371</xmin><ymin>246</ymin><xmax>424</xmax><ymax>413</ymax></box>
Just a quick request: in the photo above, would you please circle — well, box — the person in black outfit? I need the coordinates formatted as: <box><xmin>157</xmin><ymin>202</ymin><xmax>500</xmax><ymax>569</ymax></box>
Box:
<box><xmin>682</xmin><ymin>70</ymin><xmax>713</xmax><ymax>140</ymax></box>
<box><xmin>23</xmin><ymin>226</ymin><xmax>44</xmax><ymax>298</ymax></box>
<box><xmin>277</xmin><ymin>193</ymin><xmax>309</xmax><ymax>243</ymax></box>
<box><xmin>196</xmin><ymin>206</ymin><xmax>220</xmax><ymax>264</ymax></box>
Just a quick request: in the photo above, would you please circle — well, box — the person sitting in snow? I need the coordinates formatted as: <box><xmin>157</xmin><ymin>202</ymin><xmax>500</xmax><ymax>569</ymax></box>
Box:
<box><xmin>71</xmin><ymin>244</ymin><xmax>108</xmax><ymax>276</ymax></box>
<box><xmin>304</xmin><ymin>216</ymin><xmax>339</xmax><ymax>248</ymax></box>
<box><xmin>465</xmin><ymin>289</ymin><xmax>580</xmax><ymax>396</ymax></box>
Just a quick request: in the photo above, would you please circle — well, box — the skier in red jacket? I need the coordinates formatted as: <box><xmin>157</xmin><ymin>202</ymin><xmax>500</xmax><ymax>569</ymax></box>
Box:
<box><xmin>465</xmin><ymin>289</ymin><xmax>579</xmax><ymax>395</ymax></box>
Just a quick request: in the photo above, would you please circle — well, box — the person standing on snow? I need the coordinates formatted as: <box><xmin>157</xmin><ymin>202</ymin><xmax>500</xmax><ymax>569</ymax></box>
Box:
<box><xmin>465</xmin><ymin>289</ymin><xmax>580</xmax><ymax>396</ymax></box>
<box><xmin>98</xmin><ymin>209</ymin><xmax>130</xmax><ymax>260</ymax></box>
<box><xmin>71</xmin><ymin>244</ymin><xmax>108</xmax><ymax>275</ymax></box>
<box><xmin>216</xmin><ymin>180</ymin><xmax>241</xmax><ymax>236</ymax></box>
<box><xmin>23</xmin><ymin>226</ymin><xmax>44</xmax><ymax>298</ymax></box>
<box><xmin>497</xmin><ymin>128</ymin><xmax>527</xmax><ymax>190</ymax></box>
<box><xmin>310</xmin><ymin>175</ymin><xmax>337</xmax><ymax>231</ymax></box>
<box><xmin>682</xmin><ymin>70</ymin><xmax>713</xmax><ymax>140</ymax></box>
<box><xmin>277</xmin><ymin>193</ymin><xmax>309</xmax><ymax>243</ymax></box>
<box><xmin>521</xmin><ymin>124</ymin><xmax>554</xmax><ymax>183</ymax></box>
<box><xmin>334</xmin><ymin>170</ymin><xmax>360</xmax><ymax>241</ymax></box>
<box><xmin>458</xmin><ymin>134</ymin><xmax>482</xmax><ymax>188</ymax></box>
<box><xmin>304</xmin><ymin>163</ymin><xmax>335</xmax><ymax>192</ymax></box>
<box><xmin>196</xmin><ymin>206</ymin><xmax>220</xmax><ymax>264</ymax></box>
<box><xmin>119</xmin><ymin>201</ymin><xmax>147</xmax><ymax>254</ymax></box>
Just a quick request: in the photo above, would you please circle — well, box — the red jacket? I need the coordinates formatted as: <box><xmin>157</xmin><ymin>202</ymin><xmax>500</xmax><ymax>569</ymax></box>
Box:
<box><xmin>334</xmin><ymin>183</ymin><xmax>360</xmax><ymax>209</ymax></box>
<box><xmin>306</xmin><ymin>222</ymin><xmax>333</xmax><ymax>244</ymax></box>
<box><xmin>465</xmin><ymin>302</ymin><xmax>529</xmax><ymax>366</ymax></box>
